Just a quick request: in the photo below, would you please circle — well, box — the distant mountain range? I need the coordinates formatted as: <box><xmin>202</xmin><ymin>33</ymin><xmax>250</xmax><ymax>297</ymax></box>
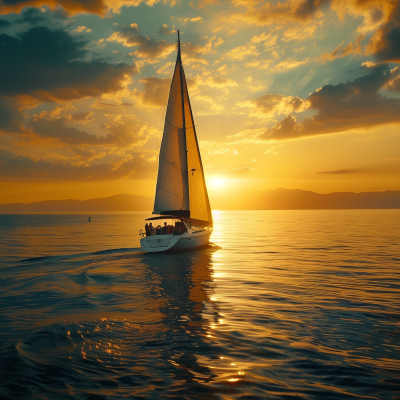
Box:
<box><xmin>242</xmin><ymin>188</ymin><xmax>400</xmax><ymax>210</ymax></box>
<box><xmin>0</xmin><ymin>189</ymin><xmax>400</xmax><ymax>212</ymax></box>
<box><xmin>0</xmin><ymin>193</ymin><xmax>149</xmax><ymax>213</ymax></box>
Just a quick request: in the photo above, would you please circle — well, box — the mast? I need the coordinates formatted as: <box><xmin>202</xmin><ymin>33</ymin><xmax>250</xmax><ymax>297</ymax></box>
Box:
<box><xmin>177</xmin><ymin>30</ymin><xmax>190</xmax><ymax>212</ymax></box>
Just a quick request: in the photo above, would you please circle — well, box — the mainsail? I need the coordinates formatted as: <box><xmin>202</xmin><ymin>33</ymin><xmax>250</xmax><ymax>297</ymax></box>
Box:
<box><xmin>153</xmin><ymin>31</ymin><xmax>212</xmax><ymax>227</ymax></box>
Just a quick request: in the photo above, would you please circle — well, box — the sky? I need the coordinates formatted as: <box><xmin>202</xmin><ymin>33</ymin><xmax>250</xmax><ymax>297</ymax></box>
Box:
<box><xmin>0</xmin><ymin>0</ymin><xmax>400</xmax><ymax>206</ymax></box>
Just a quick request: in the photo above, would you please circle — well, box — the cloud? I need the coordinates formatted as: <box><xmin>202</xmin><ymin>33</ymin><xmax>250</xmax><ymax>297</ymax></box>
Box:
<box><xmin>194</xmin><ymin>95</ymin><xmax>224</xmax><ymax>112</ymax></box>
<box><xmin>224</xmin><ymin>44</ymin><xmax>260</xmax><ymax>60</ymax></box>
<box><xmin>107</xmin><ymin>25</ymin><xmax>175</xmax><ymax>59</ymax></box>
<box><xmin>318</xmin><ymin>169</ymin><xmax>358</xmax><ymax>174</ymax></box>
<box><xmin>367</xmin><ymin>2</ymin><xmax>400</xmax><ymax>62</ymax></box>
<box><xmin>69</xmin><ymin>112</ymin><xmax>94</xmax><ymax>123</ymax></box>
<box><xmin>385</xmin><ymin>68</ymin><xmax>400</xmax><ymax>92</ymax></box>
<box><xmin>327</xmin><ymin>0</ymin><xmax>400</xmax><ymax>62</ymax></box>
<box><xmin>244</xmin><ymin>59</ymin><xmax>272</xmax><ymax>69</ymax></box>
<box><xmin>0</xmin><ymin>27</ymin><xmax>135</xmax><ymax>102</ymax></box>
<box><xmin>73</xmin><ymin>26</ymin><xmax>92</xmax><ymax>33</ymax></box>
<box><xmin>11</xmin><ymin>7</ymin><xmax>64</xmax><ymax>25</ymax></box>
<box><xmin>239</xmin><ymin>94</ymin><xmax>309</xmax><ymax>118</ymax></box>
<box><xmin>0</xmin><ymin>97</ymin><xmax>25</xmax><ymax>132</ymax></box>
<box><xmin>250</xmin><ymin>32</ymin><xmax>278</xmax><ymax>48</ymax></box>
<box><xmin>200</xmin><ymin>140</ymin><xmax>229</xmax><ymax>154</ymax></box>
<box><xmin>0</xmin><ymin>0</ymin><xmax>168</xmax><ymax>16</ymax></box>
<box><xmin>321</xmin><ymin>34</ymin><xmax>365</xmax><ymax>61</ymax></box>
<box><xmin>282</xmin><ymin>24</ymin><xmax>317</xmax><ymax>41</ymax></box>
<box><xmin>68</xmin><ymin>147</ymin><xmax>105</xmax><ymax>162</ymax></box>
<box><xmin>232</xmin><ymin>0</ymin><xmax>328</xmax><ymax>27</ymax></box>
<box><xmin>159</xmin><ymin>23</ymin><xmax>175</xmax><ymax>35</ymax></box>
<box><xmin>180</xmin><ymin>36</ymin><xmax>224</xmax><ymax>64</ymax></box>
<box><xmin>156</xmin><ymin>61</ymin><xmax>174</xmax><ymax>74</ymax></box>
<box><xmin>226</xmin><ymin>127</ymin><xmax>267</xmax><ymax>144</ymax></box>
<box><xmin>91</xmin><ymin>100</ymin><xmax>133</xmax><ymax>108</ymax></box>
<box><xmin>136</xmin><ymin>77</ymin><xmax>169</xmax><ymax>107</ymax></box>
<box><xmin>274</xmin><ymin>58</ymin><xmax>306</xmax><ymax>70</ymax></box>
<box><xmin>195</xmin><ymin>75</ymin><xmax>238</xmax><ymax>90</ymax></box>
<box><xmin>265</xmin><ymin>64</ymin><xmax>400</xmax><ymax>140</ymax></box>
<box><xmin>28</xmin><ymin>114</ymin><xmax>149</xmax><ymax>146</ymax></box>
<box><xmin>0</xmin><ymin>154</ymin><xmax>151</xmax><ymax>181</ymax></box>
<box><xmin>331</xmin><ymin>0</ymin><xmax>394</xmax><ymax>32</ymax></box>
<box><xmin>0</xmin><ymin>19</ymin><xmax>11</xmax><ymax>28</ymax></box>
<box><xmin>0</xmin><ymin>148</ymin><xmax>15</xmax><ymax>162</ymax></box>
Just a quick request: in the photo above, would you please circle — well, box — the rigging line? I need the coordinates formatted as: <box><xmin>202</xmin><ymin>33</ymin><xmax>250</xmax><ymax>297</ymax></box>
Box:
<box><xmin>164</xmin><ymin>119</ymin><xmax>184</xmax><ymax>131</ymax></box>
<box><xmin>158</xmin><ymin>156</ymin><xmax>182</xmax><ymax>168</ymax></box>
<box><xmin>170</xmin><ymin>86</ymin><xmax>181</xmax><ymax>95</ymax></box>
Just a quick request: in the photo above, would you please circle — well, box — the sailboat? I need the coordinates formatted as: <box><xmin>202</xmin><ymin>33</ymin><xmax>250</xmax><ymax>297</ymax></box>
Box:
<box><xmin>139</xmin><ymin>31</ymin><xmax>213</xmax><ymax>252</ymax></box>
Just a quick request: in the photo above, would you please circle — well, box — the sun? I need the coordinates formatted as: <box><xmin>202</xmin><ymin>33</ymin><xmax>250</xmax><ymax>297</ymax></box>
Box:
<box><xmin>208</xmin><ymin>176</ymin><xmax>227</xmax><ymax>189</ymax></box>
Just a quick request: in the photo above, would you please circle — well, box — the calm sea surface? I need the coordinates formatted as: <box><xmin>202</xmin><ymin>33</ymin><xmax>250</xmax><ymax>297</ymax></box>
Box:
<box><xmin>0</xmin><ymin>210</ymin><xmax>399</xmax><ymax>400</ymax></box>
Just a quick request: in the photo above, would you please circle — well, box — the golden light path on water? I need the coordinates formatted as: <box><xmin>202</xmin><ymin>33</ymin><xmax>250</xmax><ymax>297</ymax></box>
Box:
<box><xmin>0</xmin><ymin>210</ymin><xmax>399</xmax><ymax>399</ymax></box>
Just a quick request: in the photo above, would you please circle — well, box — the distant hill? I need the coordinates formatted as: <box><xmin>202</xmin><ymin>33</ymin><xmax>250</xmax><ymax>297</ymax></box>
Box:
<box><xmin>242</xmin><ymin>188</ymin><xmax>400</xmax><ymax>210</ymax></box>
<box><xmin>1</xmin><ymin>189</ymin><xmax>400</xmax><ymax>212</ymax></box>
<box><xmin>0</xmin><ymin>193</ymin><xmax>149</xmax><ymax>213</ymax></box>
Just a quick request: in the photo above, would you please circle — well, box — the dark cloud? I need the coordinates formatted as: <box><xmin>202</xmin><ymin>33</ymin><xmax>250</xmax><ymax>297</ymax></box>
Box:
<box><xmin>0</xmin><ymin>19</ymin><xmax>11</xmax><ymax>28</ymax></box>
<box><xmin>28</xmin><ymin>117</ymin><xmax>113</xmax><ymax>145</ymax></box>
<box><xmin>107</xmin><ymin>25</ymin><xmax>175</xmax><ymax>60</ymax></box>
<box><xmin>0</xmin><ymin>97</ymin><xmax>24</xmax><ymax>132</ymax></box>
<box><xmin>0</xmin><ymin>6</ymin><xmax>68</xmax><ymax>26</ymax></box>
<box><xmin>368</xmin><ymin>2</ymin><xmax>400</xmax><ymax>63</ymax></box>
<box><xmin>0</xmin><ymin>27</ymin><xmax>135</xmax><ymax>101</ymax></box>
<box><xmin>266</xmin><ymin>65</ymin><xmax>400</xmax><ymax>140</ymax></box>
<box><xmin>0</xmin><ymin>0</ymin><xmax>160</xmax><ymax>15</ymax></box>
<box><xmin>13</xmin><ymin>7</ymin><xmax>47</xmax><ymax>24</ymax></box>
<box><xmin>0</xmin><ymin>154</ymin><xmax>151</xmax><ymax>181</ymax></box>
<box><xmin>0</xmin><ymin>0</ymin><xmax>107</xmax><ymax>15</ymax></box>
<box><xmin>0</xmin><ymin>148</ymin><xmax>15</xmax><ymax>162</ymax></box>
<box><xmin>318</xmin><ymin>169</ymin><xmax>358</xmax><ymax>174</ymax></box>
<box><xmin>28</xmin><ymin>115</ymin><xmax>147</xmax><ymax>146</ymax></box>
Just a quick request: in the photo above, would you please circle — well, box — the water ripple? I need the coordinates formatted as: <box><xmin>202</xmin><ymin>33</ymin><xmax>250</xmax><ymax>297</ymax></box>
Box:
<box><xmin>0</xmin><ymin>210</ymin><xmax>399</xmax><ymax>399</ymax></box>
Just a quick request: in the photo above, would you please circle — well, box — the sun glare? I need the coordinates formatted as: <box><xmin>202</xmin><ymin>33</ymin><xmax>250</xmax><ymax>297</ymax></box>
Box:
<box><xmin>208</xmin><ymin>177</ymin><xmax>226</xmax><ymax>189</ymax></box>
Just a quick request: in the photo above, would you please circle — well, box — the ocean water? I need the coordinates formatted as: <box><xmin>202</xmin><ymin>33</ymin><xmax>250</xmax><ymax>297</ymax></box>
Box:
<box><xmin>0</xmin><ymin>210</ymin><xmax>399</xmax><ymax>400</ymax></box>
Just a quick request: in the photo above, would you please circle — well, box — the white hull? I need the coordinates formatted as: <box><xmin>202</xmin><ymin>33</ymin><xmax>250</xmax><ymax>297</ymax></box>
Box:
<box><xmin>140</xmin><ymin>229</ymin><xmax>212</xmax><ymax>253</ymax></box>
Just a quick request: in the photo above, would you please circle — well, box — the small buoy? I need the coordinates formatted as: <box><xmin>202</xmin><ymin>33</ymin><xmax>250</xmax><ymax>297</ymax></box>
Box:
<box><xmin>89</xmin><ymin>217</ymin><xmax>91</xmax><ymax>222</ymax></box>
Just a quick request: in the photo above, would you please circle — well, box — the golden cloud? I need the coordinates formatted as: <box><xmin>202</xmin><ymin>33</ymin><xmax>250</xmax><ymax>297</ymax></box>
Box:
<box><xmin>107</xmin><ymin>26</ymin><xmax>175</xmax><ymax>60</ymax></box>
<box><xmin>320</xmin><ymin>34</ymin><xmax>365</xmax><ymax>61</ymax></box>
<box><xmin>239</xmin><ymin>94</ymin><xmax>309</xmax><ymax>118</ymax></box>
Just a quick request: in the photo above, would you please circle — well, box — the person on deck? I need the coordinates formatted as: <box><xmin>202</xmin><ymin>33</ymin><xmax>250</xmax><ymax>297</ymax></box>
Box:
<box><xmin>162</xmin><ymin>222</ymin><xmax>168</xmax><ymax>235</ymax></box>
<box><xmin>149</xmin><ymin>223</ymin><xmax>155</xmax><ymax>236</ymax></box>
<box><xmin>145</xmin><ymin>223</ymin><xmax>149</xmax><ymax>237</ymax></box>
